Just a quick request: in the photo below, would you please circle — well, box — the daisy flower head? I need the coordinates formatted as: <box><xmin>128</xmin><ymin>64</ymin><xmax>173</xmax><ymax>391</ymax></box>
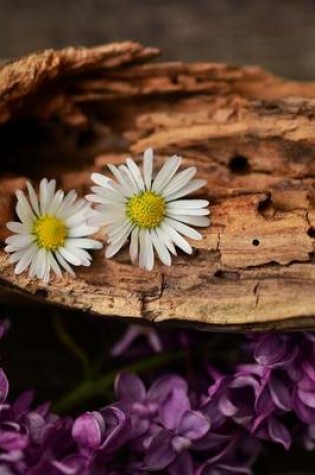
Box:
<box><xmin>5</xmin><ymin>178</ymin><xmax>102</xmax><ymax>283</ymax></box>
<box><xmin>87</xmin><ymin>148</ymin><xmax>210</xmax><ymax>271</ymax></box>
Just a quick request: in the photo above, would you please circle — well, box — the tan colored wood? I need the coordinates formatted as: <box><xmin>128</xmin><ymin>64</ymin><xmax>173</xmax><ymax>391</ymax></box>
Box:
<box><xmin>1</xmin><ymin>41</ymin><xmax>315</xmax><ymax>329</ymax></box>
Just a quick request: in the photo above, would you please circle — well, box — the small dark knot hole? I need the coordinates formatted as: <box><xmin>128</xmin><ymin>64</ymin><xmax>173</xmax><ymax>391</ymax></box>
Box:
<box><xmin>307</xmin><ymin>228</ymin><xmax>315</xmax><ymax>238</ymax></box>
<box><xmin>229</xmin><ymin>155</ymin><xmax>251</xmax><ymax>175</ymax></box>
<box><xmin>252</xmin><ymin>239</ymin><xmax>260</xmax><ymax>247</ymax></box>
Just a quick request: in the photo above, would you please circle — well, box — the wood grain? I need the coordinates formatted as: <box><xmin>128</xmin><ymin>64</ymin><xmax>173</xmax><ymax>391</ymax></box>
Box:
<box><xmin>1</xmin><ymin>41</ymin><xmax>315</xmax><ymax>330</ymax></box>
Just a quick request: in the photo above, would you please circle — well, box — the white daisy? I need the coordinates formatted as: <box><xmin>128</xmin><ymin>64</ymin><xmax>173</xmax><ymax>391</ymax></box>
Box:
<box><xmin>87</xmin><ymin>148</ymin><xmax>210</xmax><ymax>271</ymax></box>
<box><xmin>5</xmin><ymin>178</ymin><xmax>102</xmax><ymax>283</ymax></box>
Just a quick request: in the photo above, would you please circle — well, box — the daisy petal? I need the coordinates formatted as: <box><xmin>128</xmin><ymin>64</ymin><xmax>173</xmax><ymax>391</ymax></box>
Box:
<box><xmin>162</xmin><ymin>167</ymin><xmax>197</xmax><ymax>198</ymax></box>
<box><xmin>143</xmin><ymin>148</ymin><xmax>153</xmax><ymax>190</ymax></box>
<box><xmin>68</xmin><ymin>224</ymin><xmax>99</xmax><ymax>237</ymax></box>
<box><xmin>164</xmin><ymin>217</ymin><xmax>202</xmax><ymax>241</ymax></box>
<box><xmin>126</xmin><ymin>158</ymin><xmax>145</xmax><ymax>192</ymax></box>
<box><xmin>48</xmin><ymin>252</ymin><xmax>63</xmax><ymax>278</ymax></box>
<box><xmin>139</xmin><ymin>229</ymin><xmax>147</xmax><ymax>268</ymax></box>
<box><xmin>119</xmin><ymin>165</ymin><xmax>139</xmax><ymax>194</ymax></box>
<box><xmin>26</xmin><ymin>181</ymin><xmax>40</xmax><ymax>215</ymax></box>
<box><xmin>144</xmin><ymin>230</ymin><xmax>154</xmax><ymax>271</ymax></box>
<box><xmin>105</xmin><ymin>234</ymin><xmax>128</xmax><ymax>259</ymax></box>
<box><xmin>173</xmin><ymin>215</ymin><xmax>210</xmax><ymax>227</ymax></box>
<box><xmin>16</xmin><ymin>190</ymin><xmax>36</xmax><ymax>222</ymax></box>
<box><xmin>161</xmin><ymin>222</ymin><xmax>192</xmax><ymax>255</ymax></box>
<box><xmin>165</xmin><ymin>179</ymin><xmax>207</xmax><ymax>201</ymax></box>
<box><xmin>91</xmin><ymin>173</ymin><xmax>112</xmax><ymax>187</ymax></box>
<box><xmin>151</xmin><ymin>229</ymin><xmax>171</xmax><ymax>266</ymax></box>
<box><xmin>55</xmin><ymin>251</ymin><xmax>76</xmax><ymax>277</ymax></box>
<box><xmin>59</xmin><ymin>247</ymin><xmax>82</xmax><ymax>266</ymax></box>
<box><xmin>47</xmin><ymin>190</ymin><xmax>65</xmax><ymax>215</ymax></box>
<box><xmin>14</xmin><ymin>246</ymin><xmax>37</xmax><ymax>274</ymax></box>
<box><xmin>167</xmin><ymin>208</ymin><xmax>210</xmax><ymax>216</ymax></box>
<box><xmin>108</xmin><ymin>165</ymin><xmax>134</xmax><ymax>196</ymax></box>
<box><xmin>152</xmin><ymin>155</ymin><xmax>181</xmax><ymax>193</ymax></box>
<box><xmin>5</xmin><ymin>233</ymin><xmax>35</xmax><ymax>249</ymax></box>
<box><xmin>130</xmin><ymin>227</ymin><xmax>139</xmax><ymax>263</ymax></box>
<box><xmin>167</xmin><ymin>199</ymin><xmax>209</xmax><ymax>209</ymax></box>
<box><xmin>66</xmin><ymin>238</ymin><xmax>103</xmax><ymax>250</ymax></box>
<box><xmin>109</xmin><ymin>225</ymin><xmax>134</xmax><ymax>253</ymax></box>
<box><xmin>6</xmin><ymin>222</ymin><xmax>29</xmax><ymax>234</ymax></box>
<box><xmin>155</xmin><ymin>227</ymin><xmax>177</xmax><ymax>256</ymax></box>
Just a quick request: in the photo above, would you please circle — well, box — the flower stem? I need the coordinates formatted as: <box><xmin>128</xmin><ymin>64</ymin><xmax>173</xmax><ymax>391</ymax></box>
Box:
<box><xmin>52</xmin><ymin>315</ymin><xmax>91</xmax><ymax>377</ymax></box>
<box><xmin>53</xmin><ymin>350</ymin><xmax>183</xmax><ymax>414</ymax></box>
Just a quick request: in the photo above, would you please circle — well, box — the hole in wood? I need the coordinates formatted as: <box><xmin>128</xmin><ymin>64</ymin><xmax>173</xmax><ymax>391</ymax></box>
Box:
<box><xmin>252</xmin><ymin>239</ymin><xmax>260</xmax><ymax>247</ymax></box>
<box><xmin>35</xmin><ymin>288</ymin><xmax>48</xmax><ymax>298</ymax></box>
<box><xmin>214</xmin><ymin>270</ymin><xmax>240</xmax><ymax>280</ymax></box>
<box><xmin>229</xmin><ymin>155</ymin><xmax>251</xmax><ymax>175</ymax></box>
<box><xmin>307</xmin><ymin>228</ymin><xmax>315</xmax><ymax>238</ymax></box>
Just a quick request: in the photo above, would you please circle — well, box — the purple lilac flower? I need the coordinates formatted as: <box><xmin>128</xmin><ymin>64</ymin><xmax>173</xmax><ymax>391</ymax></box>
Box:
<box><xmin>114</xmin><ymin>372</ymin><xmax>187</xmax><ymax>442</ymax></box>
<box><xmin>0</xmin><ymin>317</ymin><xmax>315</xmax><ymax>474</ymax></box>
<box><xmin>144</xmin><ymin>386</ymin><xmax>210</xmax><ymax>474</ymax></box>
<box><xmin>111</xmin><ymin>325</ymin><xmax>162</xmax><ymax>357</ymax></box>
<box><xmin>72</xmin><ymin>405</ymin><xmax>130</xmax><ymax>474</ymax></box>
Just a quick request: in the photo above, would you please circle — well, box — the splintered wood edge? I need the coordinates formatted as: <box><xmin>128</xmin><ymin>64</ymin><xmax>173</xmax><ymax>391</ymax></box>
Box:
<box><xmin>1</xmin><ymin>41</ymin><xmax>315</xmax><ymax>330</ymax></box>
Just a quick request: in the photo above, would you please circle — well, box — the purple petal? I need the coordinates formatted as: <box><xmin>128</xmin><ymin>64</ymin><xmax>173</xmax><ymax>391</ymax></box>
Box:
<box><xmin>130</xmin><ymin>413</ymin><xmax>151</xmax><ymax>439</ymax></box>
<box><xmin>12</xmin><ymin>390</ymin><xmax>34</xmax><ymax>418</ymax></box>
<box><xmin>0</xmin><ymin>448</ymin><xmax>24</xmax><ymax>462</ymax></box>
<box><xmin>255</xmin><ymin>385</ymin><xmax>274</xmax><ymax>416</ymax></box>
<box><xmin>35</xmin><ymin>401</ymin><xmax>52</xmax><ymax>418</ymax></box>
<box><xmin>72</xmin><ymin>411</ymin><xmax>104</xmax><ymax>451</ymax></box>
<box><xmin>159</xmin><ymin>388</ymin><xmax>190</xmax><ymax>430</ymax></box>
<box><xmin>147</xmin><ymin>329</ymin><xmax>163</xmax><ymax>352</ymax></box>
<box><xmin>55</xmin><ymin>455</ymin><xmax>88</xmax><ymax>475</ymax></box>
<box><xmin>115</xmin><ymin>372</ymin><xmax>146</xmax><ymax>401</ymax></box>
<box><xmin>254</xmin><ymin>335</ymin><xmax>286</xmax><ymax>367</ymax></box>
<box><xmin>0</xmin><ymin>429</ymin><xmax>29</xmax><ymax>452</ymax></box>
<box><xmin>230</xmin><ymin>374</ymin><xmax>260</xmax><ymax>393</ymax></box>
<box><xmin>0</xmin><ymin>369</ymin><xmax>9</xmax><ymax>404</ymax></box>
<box><xmin>302</xmin><ymin>360</ymin><xmax>315</xmax><ymax>383</ymax></box>
<box><xmin>268</xmin><ymin>416</ymin><xmax>291</xmax><ymax>450</ymax></box>
<box><xmin>218</xmin><ymin>393</ymin><xmax>238</xmax><ymax>417</ymax></box>
<box><xmin>144</xmin><ymin>430</ymin><xmax>175</xmax><ymax>470</ymax></box>
<box><xmin>25</xmin><ymin>412</ymin><xmax>46</xmax><ymax>444</ymax></box>
<box><xmin>293</xmin><ymin>391</ymin><xmax>315</xmax><ymax>424</ymax></box>
<box><xmin>269</xmin><ymin>376</ymin><xmax>292</xmax><ymax>411</ymax></box>
<box><xmin>169</xmin><ymin>451</ymin><xmax>194</xmax><ymax>475</ymax></box>
<box><xmin>99</xmin><ymin>406</ymin><xmax>130</xmax><ymax>452</ymax></box>
<box><xmin>179</xmin><ymin>410</ymin><xmax>210</xmax><ymax>440</ymax></box>
<box><xmin>147</xmin><ymin>375</ymin><xmax>187</xmax><ymax>403</ymax></box>
<box><xmin>297</xmin><ymin>388</ymin><xmax>315</xmax><ymax>409</ymax></box>
<box><xmin>51</xmin><ymin>460</ymin><xmax>78</xmax><ymax>475</ymax></box>
<box><xmin>111</xmin><ymin>326</ymin><xmax>143</xmax><ymax>356</ymax></box>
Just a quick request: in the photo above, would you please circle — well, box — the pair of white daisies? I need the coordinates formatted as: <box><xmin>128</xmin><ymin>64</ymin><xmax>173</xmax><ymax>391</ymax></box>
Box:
<box><xmin>5</xmin><ymin>149</ymin><xmax>210</xmax><ymax>283</ymax></box>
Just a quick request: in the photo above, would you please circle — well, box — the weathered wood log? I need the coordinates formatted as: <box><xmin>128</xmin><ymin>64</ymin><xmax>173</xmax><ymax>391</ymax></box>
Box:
<box><xmin>1</xmin><ymin>41</ymin><xmax>315</xmax><ymax>330</ymax></box>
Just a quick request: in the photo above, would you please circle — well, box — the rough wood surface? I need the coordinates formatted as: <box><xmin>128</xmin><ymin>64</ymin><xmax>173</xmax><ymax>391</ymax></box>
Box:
<box><xmin>1</xmin><ymin>41</ymin><xmax>315</xmax><ymax>330</ymax></box>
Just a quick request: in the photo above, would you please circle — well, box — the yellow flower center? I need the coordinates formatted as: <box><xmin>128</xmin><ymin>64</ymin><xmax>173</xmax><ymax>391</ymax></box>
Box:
<box><xmin>127</xmin><ymin>191</ymin><xmax>165</xmax><ymax>229</ymax></box>
<box><xmin>33</xmin><ymin>215</ymin><xmax>67</xmax><ymax>250</ymax></box>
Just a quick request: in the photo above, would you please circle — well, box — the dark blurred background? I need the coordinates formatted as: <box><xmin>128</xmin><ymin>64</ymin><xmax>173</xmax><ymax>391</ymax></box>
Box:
<box><xmin>1</xmin><ymin>0</ymin><xmax>315</xmax><ymax>80</ymax></box>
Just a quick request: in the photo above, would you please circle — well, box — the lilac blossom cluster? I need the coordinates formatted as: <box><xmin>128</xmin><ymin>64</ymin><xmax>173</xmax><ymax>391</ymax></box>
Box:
<box><xmin>1</xmin><ymin>320</ymin><xmax>315</xmax><ymax>474</ymax></box>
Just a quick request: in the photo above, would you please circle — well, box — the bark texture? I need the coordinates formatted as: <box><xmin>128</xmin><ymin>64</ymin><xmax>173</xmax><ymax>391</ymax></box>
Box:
<box><xmin>1</xmin><ymin>41</ymin><xmax>315</xmax><ymax>329</ymax></box>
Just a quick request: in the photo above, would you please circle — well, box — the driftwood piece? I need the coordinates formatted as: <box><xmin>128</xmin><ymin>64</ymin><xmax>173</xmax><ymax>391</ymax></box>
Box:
<box><xmin>1</xmin><ymin>41</ymin><xmax>315</xmax><ymax>330</ymax></box>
